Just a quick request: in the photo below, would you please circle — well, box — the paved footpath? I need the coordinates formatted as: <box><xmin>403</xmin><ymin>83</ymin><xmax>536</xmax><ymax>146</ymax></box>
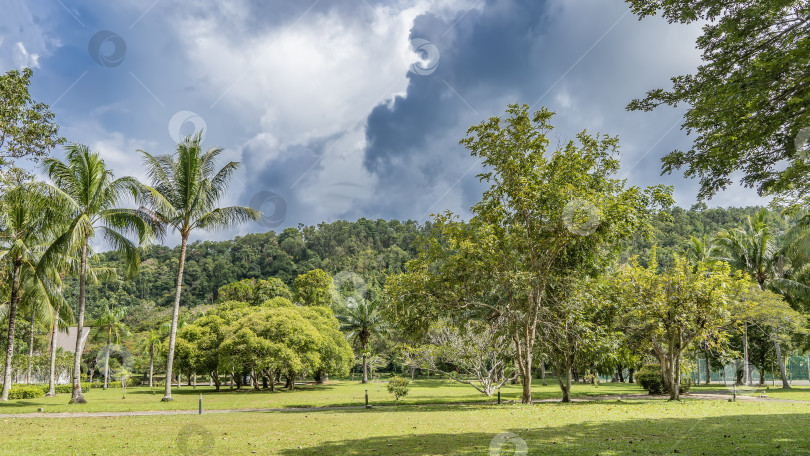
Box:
<box><xmin>0</xmin><ymin>392</ymin><xmax>804</xmax><ymax>419</ymax></box>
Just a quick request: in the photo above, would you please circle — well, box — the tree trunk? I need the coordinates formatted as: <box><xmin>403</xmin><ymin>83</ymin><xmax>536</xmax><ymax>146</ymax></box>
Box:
<box><xmin>773</xmin><ymin>329</ymin><xmax>790</xmax><ymax>389</ymax></box>
<box><xmin>759</xmin><ymin>368</ymin><xmax>765</xmax><ymax>386</ymax></box>
<box><xmin>617</xmin><ymin>365</ymin><xmax>624</xmax><ymax>383</ymax></box>
<box><xmin>743</xmin><ymin>323</ymin><xmax>750</xmax><ymax>386</ymax></box>
<box><xmin>70</xmin><ymin>240</ymin><xmax>89</xmax><ymax>404</ymax></box>
<box><xmin>193</xmin><ymin>373</ymin><xmax>197</xmax><ymax>389</ymax></box>
<box><xmin>26</xmin><ymin>312</ymin><xmax>35</xmax><ymax>384</ymax></box>
<box><xmin>148</xmin><ymin>350</ymin><xmax>154</xmax><ymax>388</ymax></box>
<box><xmin>103</xmin><ymin>337</ymin><xmax>110</xmax><ymax>389</ymax></box>
<box><xmin>46</xmin><ymin>303</ymin><xmax>60</xmax><ymax>397</ymax></box>
<box><xmin>557</xmin><ymin>361</ymin><xmax>572</xmax><ymax>403</ymax></box>
<box><xmin>1</xmin><ymin>262</ymin><xmax>22</xmax><ymax>401</ymax></box>
<box><xmin>513</xmin><ymin>330</ymin><xmax>533</xmax><ymax>404</ymax></box>
<box><xmin>163</xmin><ymin>233</ymin><xmax>189</xmax><ymax>402</ymax></box>
<box><xmin>361</xmin><ymin>348</ymin><xmax>368</xmax><ymax>384</ymax></box>
<box><xmin>541</xmin><ymin>362</ymin><xmax>547</xmax><ymax>386</ymax></box>
<box><xmin>704</xmin><ymin>351</ymin><xmax>711</xmax><ymax>385</ymax></box>
<box><xmin>628</xmin><ymin>367</ymin><xmax>635</xmax><ymax>383</ymax></box>
<box><xmin>177</xmin><ymin>372</ymin><xmax>181</xmax><ymax>389</ymax></box>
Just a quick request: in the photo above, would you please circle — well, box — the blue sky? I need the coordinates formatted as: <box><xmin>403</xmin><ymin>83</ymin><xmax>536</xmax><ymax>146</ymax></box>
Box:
<box><xmin>1</xmin><ymin>0</ymin><xmax>767</xmax><ymax>244</ymax></box>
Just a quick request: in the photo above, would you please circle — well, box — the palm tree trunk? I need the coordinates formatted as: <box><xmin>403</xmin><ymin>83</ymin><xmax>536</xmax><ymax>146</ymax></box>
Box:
<box><xmin>148</xmin><ymin>349</ymin><xmax>154</xmax><ymax>388</ymax></box>
<box><xmin>774</xmin><ymin>329</ymin><xmax>790</xmax><ymax>389</ymax></box>
<box><xmin>1</xmin><ymin>261</ymin><xmax>22</xmax><ymax>401</ymax></box>
<box><xmin>163</xmin><ymin>233</ymin><xmax>189</xmax><ymax>402</ymax></box>
<box><xmin>103</xmin><ymin>336</ymin><xmax>110</xmax><ymax>389</ymax></box>
<box><xmin>46</xmin><ymin>303</ymin><xmax>60</xmax><ymax>397</ymax></box>
<box><xmin>743</xmin><ymin>323</ymin><xmax>750</xmax><ymax>386</ymax></box>
<box><xmin>26</xmin><ymin>312</ymin><xmax>35</xmax><ymax>384</ymax></box>
<box><xmin>70</xmin><ymin>239</ymin><xmax>88</xmax><ymax>404</ymax></box>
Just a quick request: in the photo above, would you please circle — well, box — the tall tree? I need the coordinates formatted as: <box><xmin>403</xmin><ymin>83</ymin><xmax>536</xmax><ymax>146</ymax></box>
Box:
<box><xmin>0</xmin><ymin>68</ymin><xmax>63</xmax><ymax>171</ymax></box>
<box><xmin>388</xmin><ymin>104</ymin><xmax>671</xmax><ymax>403</ymax></box>
<box><xmin>137</xmin><ymin>133</ymin><xmax>260</xmax><ymax>402</ymax></box>
<box><xmin>138</xmin><ymin>329</ymin><xmax>163</xmax><ymax>388</ymax></box>
<box><xmin>0</xmin><ymin>182</ymin><xmax>66</xmax><ymax>400</ymax></box>
<box><xmin>626</xmin><ymin>1</ymin><xmax>810</xmax><ymax>204</ymax></box>
<box><xmin>42</xmin><ymin>144</ymin><xmax>152</xmax><ymax>404</ymax></box>
<box><xmin>337</xmin><ymin>298</ymin><xmax>385</xmax><ymax>383</ymax></box>
<box><xmin>711</xmin><ymin>210</ymin><xmax>809</xmax><ymax>388</ymax></box>
<box><xmin>91</xmin><ymin>305</ymin><xmax>128</xmax><ymax>389</ymax></box>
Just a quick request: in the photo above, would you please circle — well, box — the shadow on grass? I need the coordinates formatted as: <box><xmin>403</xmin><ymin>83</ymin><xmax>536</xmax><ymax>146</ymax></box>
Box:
<box><xmin>276</xmin><ymin>412</ymin><xmax>810</xmax><ymax>455</ymax></box>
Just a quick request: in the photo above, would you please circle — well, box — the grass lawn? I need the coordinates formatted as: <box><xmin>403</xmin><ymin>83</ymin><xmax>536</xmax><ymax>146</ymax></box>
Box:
<box><xmin>0</xmin><ymin>378</ymin><xmax>646</xmax><ymax>414</ymax></box>
<box><xmin>1</xmin><ymin>379</ymin><xmax>809</xmax><ymax>455</ymax></box>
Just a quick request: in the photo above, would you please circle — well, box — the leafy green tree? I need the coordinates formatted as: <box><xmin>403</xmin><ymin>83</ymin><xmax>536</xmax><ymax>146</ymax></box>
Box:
<box><xmin>387</xmin><ymin>104</ymin><xmax>671</xmax><ymax>403</ymax></box>
<box><xmin>337</xmin><ymin>298</ymin><xmax>385</xmax><ymax>383</ymax></box>
<box><xmin>91</xmin><ymin>306</ymin><xmax>129</xmax><ymax>389</ymax></box>
<box><xmin>615</xmin><ymin>253</ymin><xmax>749</xmax><ymax>400</ymax></box>
<box><xmin>217</xmin><ymin>277</ymin><xmax>292</xmax><ymax>305</ymax></box>
<box><xmin>43</xmin><ymin>144</ymin><xmax>152</xmax><ymax>403</ymax></box>
<box><xmin>0</xmin><ymin>68</ymin><xmax>63</xmax><ymax>171</ymax></box>
<box><xmin>0</xmin><ymin>182</ymin><xmax>67</xmax><ymax>401</ymax></box>
<box><xmin>136</xmin><ymin>133</ymin><xmax>260</xmax><ymax>402</ymax></box>
<box><xmin>297</xmin><ymin>305</ymin><xmax>353</xmax><ymax>383</ymax></box>
<box><xmin>711</xmin><ymin>210</ymin><xmax>809</xmax><ymax>387</ymax></box>
<box><xmin>626</xmin><ymin>1</ymin><xmax>810</xmax><ymax>203</ymax></box>
<box><xmin>294</xmin><ymin>269</ymin><xmax>334</xmax><ymax>307</ymax></box>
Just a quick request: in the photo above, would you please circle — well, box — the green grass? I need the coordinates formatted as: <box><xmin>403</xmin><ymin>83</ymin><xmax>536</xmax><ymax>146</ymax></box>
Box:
<box><xmin>0</xmin><ymin>378</ymin><xmax>646</xmax><ymax>414</ymax></box>
<box><xmin>2</xmin><ymin>379</ymin><xmax>810</xmax><ymax>455</ymax></box>
<box><xmin>1</xmin><ymin>399</ymin><xmax>809</xmax><ymax>455</ymax></box>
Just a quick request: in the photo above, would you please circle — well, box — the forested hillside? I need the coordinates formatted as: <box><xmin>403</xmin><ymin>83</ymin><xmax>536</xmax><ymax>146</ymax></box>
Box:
<box><xmin>67</xmin><ymin>206</ymin><xmax>786</xmax><ymax>327</ymax></box>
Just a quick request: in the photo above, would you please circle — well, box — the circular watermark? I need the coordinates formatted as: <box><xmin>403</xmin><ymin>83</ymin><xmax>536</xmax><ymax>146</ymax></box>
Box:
<box><xmin>169</xmin><ymin>111</ymin><xmax>207</xmax><ymax>144</ymax></box>
<box><xmin>331</xmin><ymin>270</ymin><xmax>367</xmax><ymax>304</ymax></box>
<box><xmin>88</xmin><ymin>30</ymin><xmax>127</xmax><ymax>68</ymax></box>
<box><xmin>795</xmin><ymin>127</ymin><xmax>810</xmax><ymax>160</ymax></box>
<box><xmin>176</xmin><ymin>423</ymin><xmax>214</xmax><ymax>456</ymax></box>
<box><xmin>94</xmin><ymin>343</ymin><xmax>134</xmax><ymax>382</ymax></box>
<box><xmin>489</xmin><ymin>432</ymin><xmax>528</xmax><ymax>456</ymax></box>
<box><xmin>249</xmin><ymin>190</ymin><xmax>287</xmax><ymax>228</ymax></box>
<box><xmin>562</xmin><ymin>198</ymin><xmax>602</xmax><ymax>236</ymax></box>
<box><xmin>409</xmin><ymin>38</ymin><xmax>440</xmax><ymax>76</ymax></box>
<box><xmin>721</xmin><ymin>361</ymin><xmax>763</xmax><ymax>397</ymax></box>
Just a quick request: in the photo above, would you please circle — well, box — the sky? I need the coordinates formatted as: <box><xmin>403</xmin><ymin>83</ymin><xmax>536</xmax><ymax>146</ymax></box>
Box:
<box><xmin>1</xmin><ymin>0</ymin><xmax>768</xmax><ymax>245</ymax></box>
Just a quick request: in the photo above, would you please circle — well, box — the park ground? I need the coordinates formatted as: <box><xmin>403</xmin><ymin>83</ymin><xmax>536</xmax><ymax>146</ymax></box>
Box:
<box><xmin>1</xmin><ymin>379</ymin><xmax>809</xmax><ymax>455</ymax></box>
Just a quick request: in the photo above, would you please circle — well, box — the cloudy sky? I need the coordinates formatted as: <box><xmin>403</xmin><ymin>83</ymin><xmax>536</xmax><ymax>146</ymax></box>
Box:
<box><xmin>1</xmin><ymin>0</ymin><xmax>767</xmax><ymax>244</ymax></box>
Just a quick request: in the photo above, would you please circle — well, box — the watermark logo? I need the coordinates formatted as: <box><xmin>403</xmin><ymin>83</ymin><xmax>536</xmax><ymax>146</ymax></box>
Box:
<box><xmin>176</xmin><ymin>423</ymin><xmax>214</xmax><ymax>456</ymax></box>
<box><xmin>721</xmin><ymin>361</ymin><xmax>762</xmax><ymax>397</ymax></box>
<box><xmin>795</xmin><ymin>127</ymin><xmax>810</xmax><ymax>160</ymax></box>
<box><xmin>88</xmin><ymin>31</ymin><xmax>127</xmax><ymax>68</ymax></box>
<box><xmin>94</xmin><ymin>343</ymin><xmax>134</xmax><ymax>383</ymax></box>
<box><xmin>331</xmin><ymin>270</ymin><xmax>367</xmax><ymax>305</ymax></box>
<box><xmin>249</xmin><ymin>190</ymin><xmax>287</xmax><ymax>228</ymax></box>
<box><xmin>489</xmin><ymin>432</ymin><xmax>528</xmax><ymax>456</ymax></box>
<box><xmin>169</xmin><ymin>111</ymin><xmax>207</xmax><ymax>144</ymax></box>
<box><xmin>562</xmin><ymin>198</ymin><xmax>602</xmax><ymax>236</ymax></box>
<box><xmin>409</xmin><ymin>38</ymin><xmax>440</xmax><ymax>76</ymax></box>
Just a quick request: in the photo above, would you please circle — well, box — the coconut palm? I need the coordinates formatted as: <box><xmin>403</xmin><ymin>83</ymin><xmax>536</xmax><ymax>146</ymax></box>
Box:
<box><xmin>136</xmin><ymin>133</ymin><xmax>260</xmax><ymax>401</ymax></box>
<box><xmin>712</xmin><ymin>210</ymin><xmax>810</xmax><ymax>389</ymax></box>
<box><xmin>0</xmin><ymin>182</ymin><xmax>67</xmax><ymax>401</ymax></box>
<box><xmin>42</xmin><ymin>144</ymin><xmax>153</xmax><ymax>403</ymax></box>
<box><xmin>337</xmin><ymin>298</ymin><xmax>386</xmax><ymax>383</ymax></box>
<box><xmin>138</xmin><ymin>329</ymin><xmax>162</xmax><ymax>388</ymax></box>
<box><xmin>91</xmin><ymin>305</ymin><xmax>129</xmax><ymax>389</ymax></box>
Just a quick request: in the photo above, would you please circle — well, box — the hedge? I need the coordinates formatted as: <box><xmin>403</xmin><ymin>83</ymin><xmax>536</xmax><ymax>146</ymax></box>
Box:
<box><xmin>7</xmin><ymin>385</ymin><xmax>45</xmax><ymax>400</ymax></box>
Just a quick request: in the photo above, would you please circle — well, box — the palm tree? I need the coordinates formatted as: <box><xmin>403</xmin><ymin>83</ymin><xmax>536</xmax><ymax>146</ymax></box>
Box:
<box><xmin>0</xmin><ymin>182</ymin><xmax>67</xmax><ymax>401</ymax></box>
<box><xmin>42</xmin><ymin>144</ymin><xmax>153</xmax><ymax>403</ymax></box>
<box><xmin>138</xmin><ymin>329</ymin><xmax>162</xmax><ymax>388</ymax></box>
<box><xmin>337</xmin><ymin>298</ymin><xmax>386</xmax><ymax>383</ymax></box>
<box><xmin>91</xmin><ymin>305</ymin><xmax>129</xmax><ymax>389</ymax></box>
<box><xmin>137</xmin><ymin>133</ymin><xmax>260</xmax><ymax>401</ymax></box>
<box><xmin>712</xmin><ymin>210</ymin><xmax>808</xmax><ymax>389</ymax></box>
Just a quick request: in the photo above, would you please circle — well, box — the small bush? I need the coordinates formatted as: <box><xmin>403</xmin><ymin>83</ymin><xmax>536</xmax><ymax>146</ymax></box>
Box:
<box><xmin>679</xmin><ymin>377</ymin><xmax>692</xmax><ymax>394</ymax></box>
<box><xmin>51</xmin><ymin>383</ymin><xmax>91</xmax><ymax>394</ymax></box>
<box><xmin>387</xmin><ymin>375</ymin><xmax>410</xmax><ymax>400</ymax></box>
<box><xmin>636</xmin><ymin>364</ymin><xmax>664</xmax><ymax>395</ymax></box>
<box><xmin>7</xmin><ymin>385</ymin><xmax>45</xmax><ymax>400</ymax></box>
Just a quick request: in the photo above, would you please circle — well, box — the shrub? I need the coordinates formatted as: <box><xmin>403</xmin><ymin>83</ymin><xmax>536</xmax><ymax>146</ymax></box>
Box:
<box><xmin>7</xmin><ymin>385</ymin><xmax>45</xmax><ymax>400</ymax></box>
<box><xmin>679</xmin><ymin>377</ymin><xmax>692</xmax><ymax>394</ymax></box>
<box><xmin>51</xmin><ymin>383</ymin><xmax>91</xmax><ymax>394</ymax></box>
<box><xmin>636</xmin><ymin>364</ymin><xmax>664</xmax><ymax>395</ymax></box>
<box><xmin>387</xmin><ymin>375</ymin><xmax>410</xmax><ymax>400</ymax></box>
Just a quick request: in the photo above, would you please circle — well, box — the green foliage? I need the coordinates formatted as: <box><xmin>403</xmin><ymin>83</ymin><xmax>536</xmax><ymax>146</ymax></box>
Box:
<box><xmin>294</xmin><ymin>269</ymin><xmax>335</xmax><ymax>307</ymax></box>
<box><xmin>386</xmin><ymin>375</ymin><xmax>410</xmax><ymax>400</ymax></box>
<box><xmin>636</xmin><ymin>364</ymin><xmax>664</xmax><ymax>395</ymax></box>
<box><xmin>0</xmin><ymin>68</ymin><xmax>63</xmax><ymax>169</ymax></box>
<box><xmin>218</xmin><ymin>278</ymin><xmax>292</xmax><ymax>305</ymax></box>
<box><xmin>626</xmin><ymin>1</ymin><xmax>810</xmax><ymax>204</ymax></box>
<box><xmin>7</xmin><ymin>384</ymin><xmax>45</xmax><ymax>399</ymax></box>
